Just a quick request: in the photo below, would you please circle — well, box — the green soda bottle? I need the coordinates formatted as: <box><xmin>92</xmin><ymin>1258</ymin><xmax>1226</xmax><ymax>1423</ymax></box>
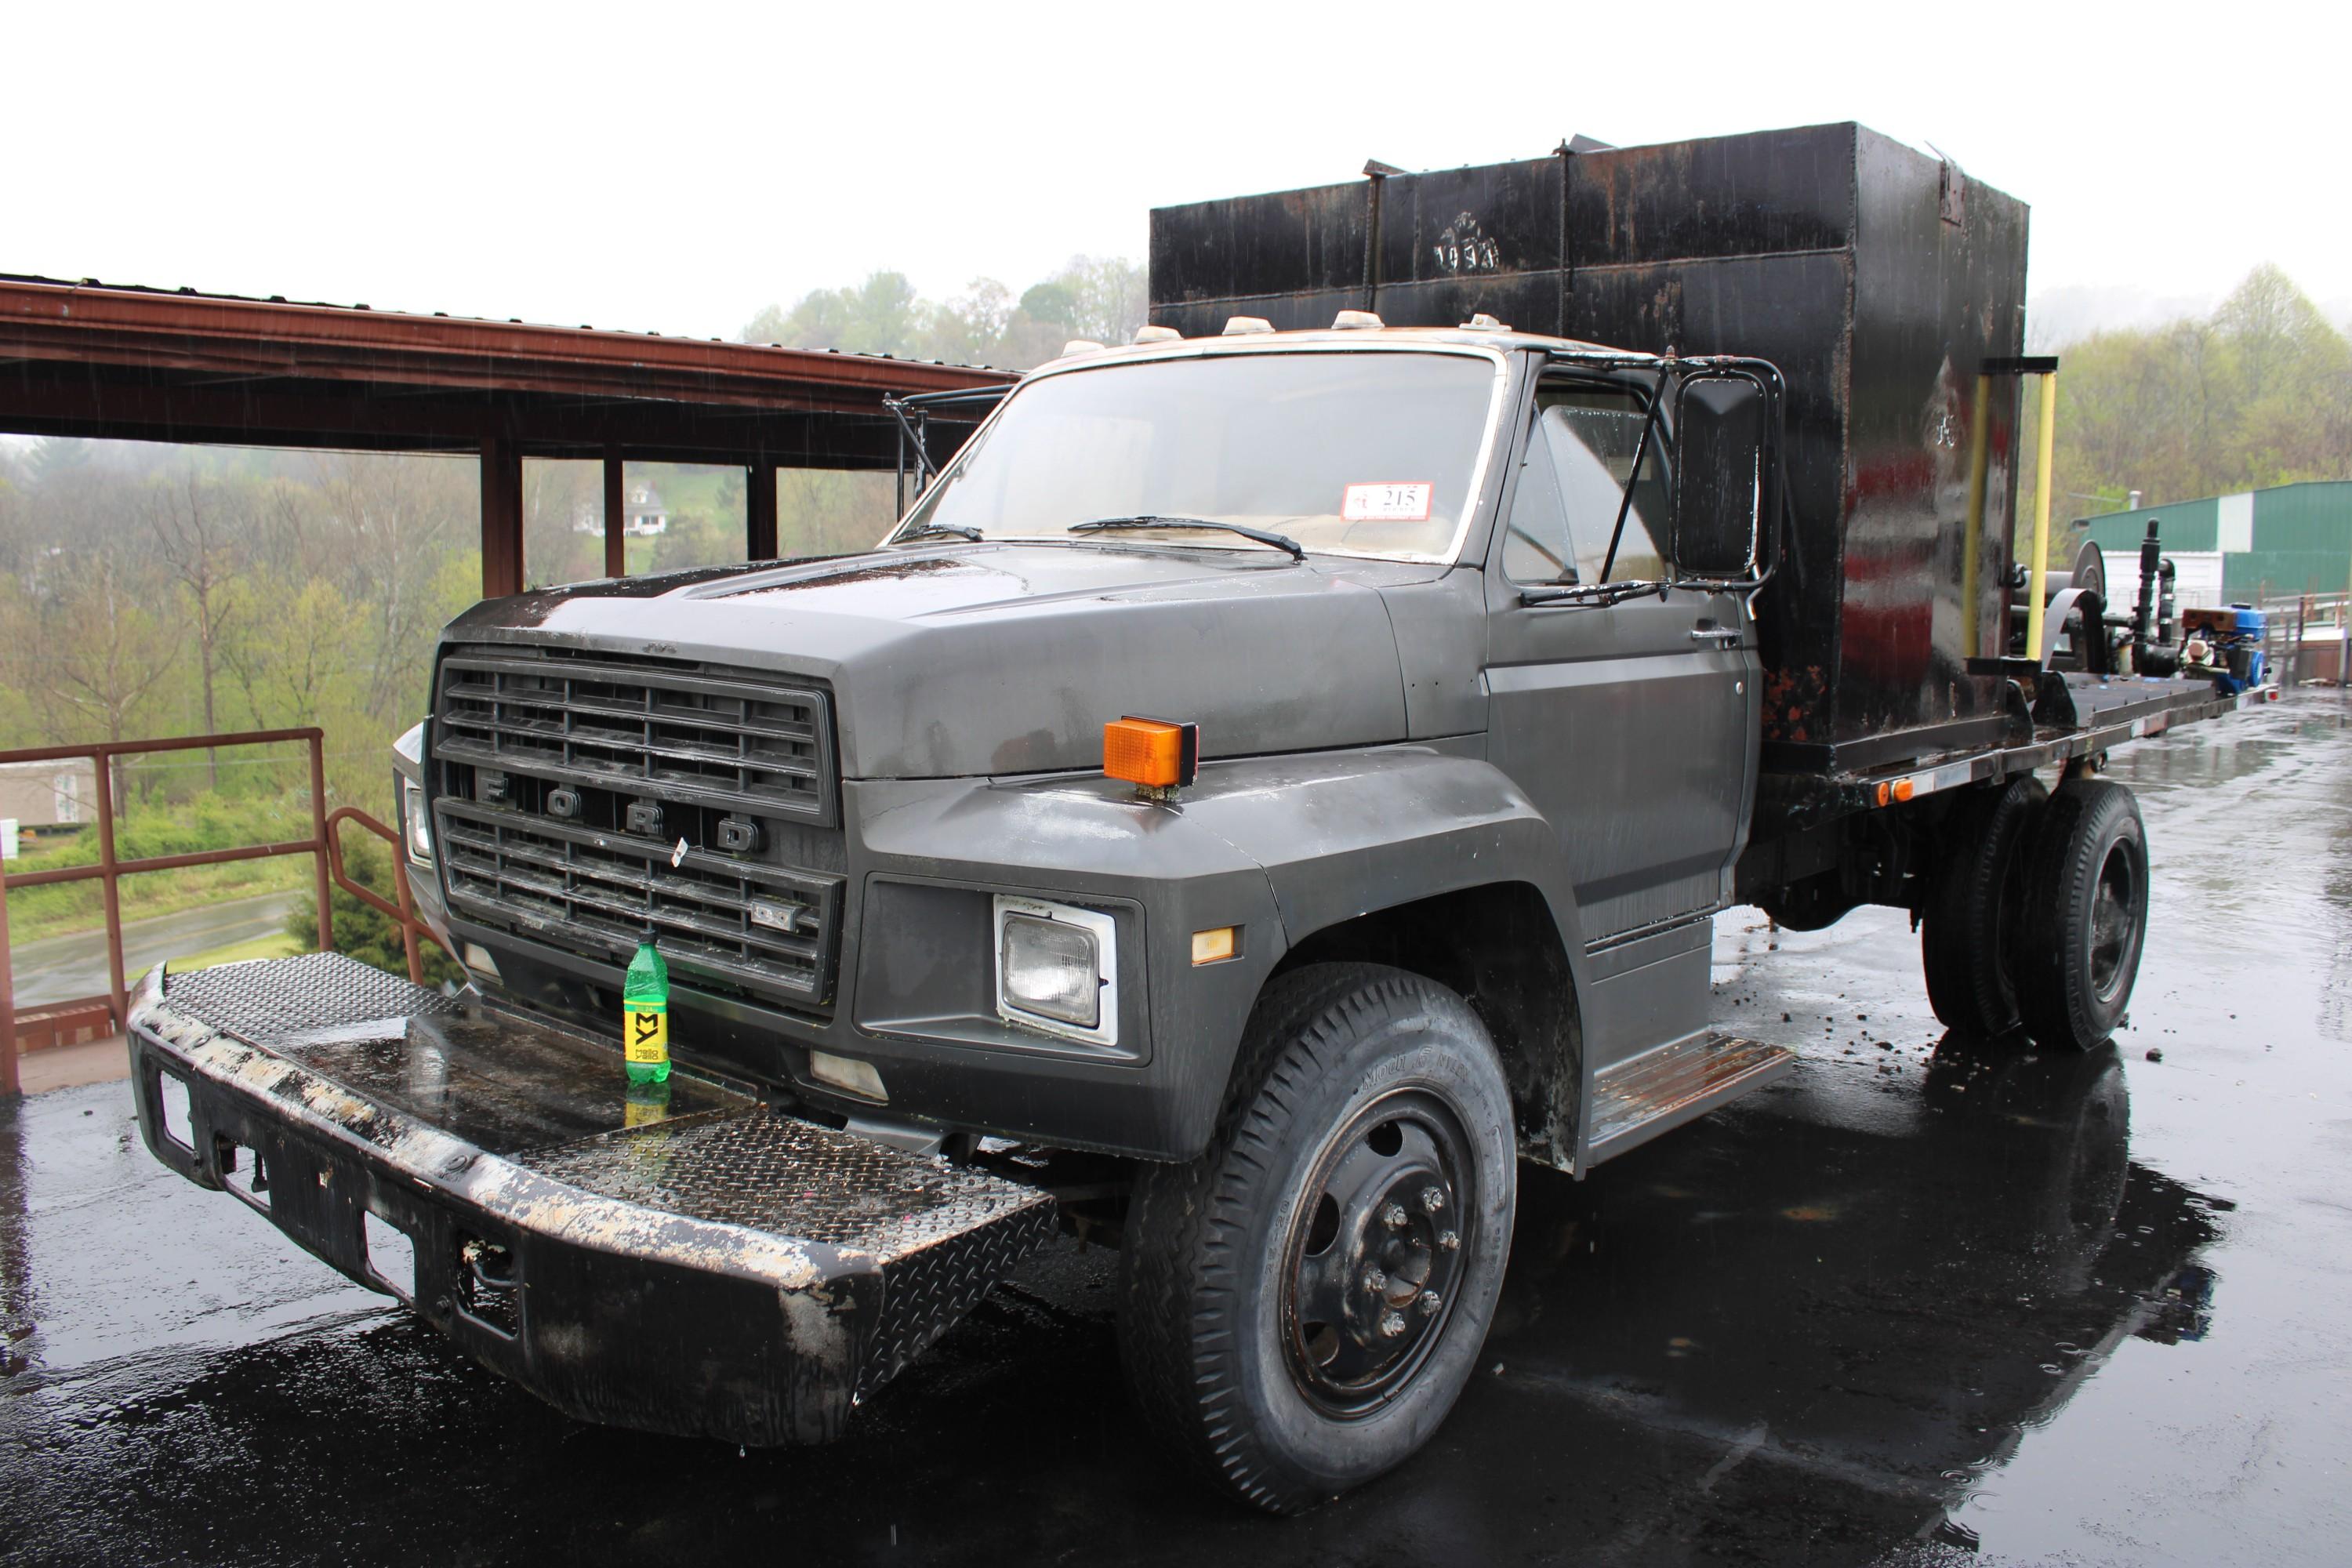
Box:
<box><xmin>622</xmin><ymin>933</ymin><xmax>670</xmax><ymax>1085</ymax></box>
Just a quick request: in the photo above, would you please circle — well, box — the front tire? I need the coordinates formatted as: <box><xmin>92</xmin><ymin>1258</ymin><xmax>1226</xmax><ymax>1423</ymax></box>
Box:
<box><xmin>2013</xmin><ymin>779</ymin><xmax>2150</xmax><ymax>1050</ymax></box>
<box><xmin>1118</xmin><ymin>963</ymin><xmax>1516</xmax><ymax>1514</ymax></box>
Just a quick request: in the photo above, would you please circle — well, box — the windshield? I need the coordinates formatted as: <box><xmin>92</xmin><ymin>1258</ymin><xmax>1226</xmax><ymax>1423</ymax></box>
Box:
<box><xmin>894</xmin><ymin>348</ymin><xmax>1502</xmax><ymax>561</ymax></box>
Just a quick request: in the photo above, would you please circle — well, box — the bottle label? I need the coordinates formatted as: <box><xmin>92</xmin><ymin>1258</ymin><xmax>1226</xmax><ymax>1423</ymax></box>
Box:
<box><xmin>625</xmin><ymin>1003</ymin><xmax>668</xmax><ymax>1063</ymax></box>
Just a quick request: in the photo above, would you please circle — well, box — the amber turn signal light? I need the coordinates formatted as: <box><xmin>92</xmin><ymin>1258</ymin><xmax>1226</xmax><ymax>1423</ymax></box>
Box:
<box><xmin>1191</xmin><ymin>926</ymin><xmax>1238</xmax><ymax>965</ymax></box>
<box><xmin>1104</xmin><ymin>716</ymin><xmax>1200</xmax><ymax>789</ymax></box>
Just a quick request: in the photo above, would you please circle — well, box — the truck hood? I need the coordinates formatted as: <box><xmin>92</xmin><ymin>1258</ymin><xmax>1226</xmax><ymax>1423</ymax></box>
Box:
<box><xmin>443</xmin><ymin>543</ymin><xmax>1428</xmax><ymax>779</ymax></box>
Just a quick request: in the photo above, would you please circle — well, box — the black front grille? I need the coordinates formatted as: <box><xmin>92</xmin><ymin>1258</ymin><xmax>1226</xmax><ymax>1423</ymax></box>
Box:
<box><xmin>432</xmin><ymin>644</ymin><xmax>844</xmax><ymax>1009</ymax></box>
<box><xmin>435</xmin><ymin>647</ymin><xmax>833</xmax><ymax>825</ymax></box>
<box><xmin>437</xmin><ymin>801</ymin><xmax>840</xmax><ymax>1004</ymax></box>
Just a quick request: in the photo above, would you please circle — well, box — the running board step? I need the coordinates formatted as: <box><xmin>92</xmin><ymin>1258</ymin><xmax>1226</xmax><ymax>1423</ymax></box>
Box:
<box><xmin>1587</xmin><ymin>1032</ymin><xmax>1795</xmax><ymax>1165</ymax></box>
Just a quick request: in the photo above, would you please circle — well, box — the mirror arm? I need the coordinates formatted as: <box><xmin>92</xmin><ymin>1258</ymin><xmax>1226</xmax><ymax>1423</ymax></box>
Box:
<box><xmin>1599</xmin><ymin>366</ymin><xmax>1671</xmax><ymax>584</ymax></box>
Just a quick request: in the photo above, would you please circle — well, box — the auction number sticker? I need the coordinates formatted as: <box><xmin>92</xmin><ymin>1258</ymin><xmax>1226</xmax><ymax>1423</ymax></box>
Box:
<box><xmin>1341</xmin><ymin>481</ymin><xmax>1432</xmax><ymax>522</ymax></box>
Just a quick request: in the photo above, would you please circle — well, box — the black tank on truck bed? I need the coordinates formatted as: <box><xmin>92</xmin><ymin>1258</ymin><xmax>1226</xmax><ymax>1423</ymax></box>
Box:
<box><xmin>127</xmin><ymin>121</ymin><xmax>2273</xmax><ymax>1514</ymax></box>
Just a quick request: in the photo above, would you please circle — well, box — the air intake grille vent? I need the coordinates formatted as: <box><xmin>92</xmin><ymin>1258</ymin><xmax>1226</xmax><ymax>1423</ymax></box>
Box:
<box><xmin>435</xmin><ymin>647</ymin><xmax>833</xmax><ymax>825</ymax></box>
<box><xmin>437</xmin><ymin>800</ymin><xmax>841</xmax><ymax>1004</ymax></box>
<box><xmin>432</xmin><ymin>644</ymin><xmax>843</xmax><ymax>1009</ymax></box>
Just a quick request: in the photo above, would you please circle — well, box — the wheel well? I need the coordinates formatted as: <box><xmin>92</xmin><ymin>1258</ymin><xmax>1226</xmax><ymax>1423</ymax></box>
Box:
<box><xmin>1270</xmin><ymin>883</ymin><xmax>1581</xmax><ymax>1169</ymax></box>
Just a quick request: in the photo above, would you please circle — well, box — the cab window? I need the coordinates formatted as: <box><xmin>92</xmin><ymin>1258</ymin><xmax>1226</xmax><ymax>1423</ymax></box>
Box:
<box><xmin>1501</xmin><ymin>383</ymin><xmax>1670</xmax><ymax>584</ymax></box>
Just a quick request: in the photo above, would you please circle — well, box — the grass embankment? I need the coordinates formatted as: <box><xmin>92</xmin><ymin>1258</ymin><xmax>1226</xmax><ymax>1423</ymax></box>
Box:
<box><xmin>2</xmin><ymin>793</ymin><xmax>318</xmax><ymax>945</ymax></box>
<box><xmin>168</xmin><ymin>931</ymin><xmax>305</xmax><ymax>971</ymax></box>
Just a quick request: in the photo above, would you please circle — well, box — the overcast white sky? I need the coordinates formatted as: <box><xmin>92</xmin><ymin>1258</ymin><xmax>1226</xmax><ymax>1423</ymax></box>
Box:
<box><xmin>7</xmin><ymin>1</ymin><xmax>2343</xmax><ymax>342</ymax></box>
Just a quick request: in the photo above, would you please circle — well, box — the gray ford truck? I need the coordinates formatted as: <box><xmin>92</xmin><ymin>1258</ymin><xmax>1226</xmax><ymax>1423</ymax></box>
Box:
<box><xmin>127</xmin><ymin>125</ymin><xmax>2274</xmax><ymax>1512</ymax></box>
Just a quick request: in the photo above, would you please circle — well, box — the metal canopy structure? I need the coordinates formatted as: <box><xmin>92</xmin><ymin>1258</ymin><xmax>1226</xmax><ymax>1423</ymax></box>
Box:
<box><xmin>0</xmin><ymin>274</ymin><xmax>1015</xmax><ymax>596</ymax></box>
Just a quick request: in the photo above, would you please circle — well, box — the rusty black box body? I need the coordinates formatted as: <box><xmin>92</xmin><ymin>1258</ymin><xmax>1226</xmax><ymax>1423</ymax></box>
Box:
<box><xmin>1150</xmin><ymin>122</ymin><xmax>2032</xmax><ymax>772</ymax></box>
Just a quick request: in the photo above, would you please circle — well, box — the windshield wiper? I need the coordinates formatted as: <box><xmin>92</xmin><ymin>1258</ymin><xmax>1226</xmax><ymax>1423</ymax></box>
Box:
<box><xmin>892</xmin><ymin>521</ymin><xmax>983</xmax><ymax>543</ymax></box>
<box><xmin>1069</xmin><ymin>515</ymin><xmax>1307</xmax><ymax>562</ymax></box>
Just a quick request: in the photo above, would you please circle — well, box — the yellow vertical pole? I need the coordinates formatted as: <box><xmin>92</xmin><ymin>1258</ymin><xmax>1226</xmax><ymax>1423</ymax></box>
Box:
<box><xmin>2024</xmin><ymin>371</ymin><xmax>2058</xmax><ymax>663</ymax></box>
<box><xmin>1960</xmin><ymin>374</ymin><xmax>1994</xmax><ymax>659</ymax></box>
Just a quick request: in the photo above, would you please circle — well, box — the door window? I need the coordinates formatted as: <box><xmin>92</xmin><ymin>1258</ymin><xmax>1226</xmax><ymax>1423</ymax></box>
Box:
<box><xmin>1501</xmin><ymin>384</ymin><xmax>1671</xmax><ymax>585</ymax></box>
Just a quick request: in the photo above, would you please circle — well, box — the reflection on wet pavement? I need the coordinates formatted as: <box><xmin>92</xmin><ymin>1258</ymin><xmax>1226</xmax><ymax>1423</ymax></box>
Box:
<box><xmin>5</xmin><ymin>695</ymin><xmax>2350</xmax><ymax>1566</ymax></box>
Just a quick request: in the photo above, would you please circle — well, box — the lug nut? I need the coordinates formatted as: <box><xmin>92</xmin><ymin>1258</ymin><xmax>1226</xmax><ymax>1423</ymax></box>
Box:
<box><xmin>1437</xmin><ymin>1229</ymin><xmax>1460</xmax><ymax>1251</ymax></box>
<box><xmin>1363</xmin><ymin>1268</ymin><xmax>1388</xmax><ymax>1295</ymax></box>
<box><xmin>1418</xmin><ymin>1290</ymin><xmax>1442</xmax><ymax>1316</ymax></box>
<box><xmin>1381</xmin><ymin>1202</ymin><xmax>1409</xmax><ymax>1229</ymax></box>
<box><xmin>1379</xmin><ymin>1311</ymin><xmax>1407</xmax><ymax>1338</ymax></box>
<box><xmin>1420</xmin><ymin>1185</ymin><xmax>1446</xmax><ymax>1214</ymax></box>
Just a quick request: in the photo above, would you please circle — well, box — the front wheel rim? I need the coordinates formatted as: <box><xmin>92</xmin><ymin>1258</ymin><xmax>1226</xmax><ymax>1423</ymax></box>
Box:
<box><xmin>1279</xmin><ymin>1087</ymin><xmax>1474</xmax><ymax>1418</ymax></box>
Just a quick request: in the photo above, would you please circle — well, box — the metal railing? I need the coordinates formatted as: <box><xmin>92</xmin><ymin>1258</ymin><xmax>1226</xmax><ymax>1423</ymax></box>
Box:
<box><xmin>0</xmin><ymin>728</ymin><xmax>442</xmax><ymax>1096</ymax></box>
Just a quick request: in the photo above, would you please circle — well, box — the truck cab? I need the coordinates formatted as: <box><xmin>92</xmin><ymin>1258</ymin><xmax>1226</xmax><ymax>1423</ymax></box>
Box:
<box><xmin>401</xmin><ymin>325</ymin><xmax>1788</xmax><ymax>1181</ymax></box>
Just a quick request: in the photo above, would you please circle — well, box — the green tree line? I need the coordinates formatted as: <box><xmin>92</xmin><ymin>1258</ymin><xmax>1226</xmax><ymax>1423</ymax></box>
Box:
<box><xmin>2024</xmin><ymin>264</ymin><xmax>2352</xmax><ymax>554</ymax></box>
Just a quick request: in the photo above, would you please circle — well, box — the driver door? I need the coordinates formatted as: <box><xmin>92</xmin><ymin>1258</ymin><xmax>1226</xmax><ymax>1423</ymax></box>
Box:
<box><xmin>1484</xmin><ymin>379</ymin><xmax>1759</xmax><ymax>942</ymax></box>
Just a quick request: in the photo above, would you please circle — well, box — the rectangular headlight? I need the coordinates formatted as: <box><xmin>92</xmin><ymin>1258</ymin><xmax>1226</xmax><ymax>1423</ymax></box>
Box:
<box><xmin>993</xmin><ymin>895</ymin><xmax>1117</xmax><ymax>1046</ymax></box>
<box><xmin>401</xmin><ymin>776</ymin><xmax>434</xmax><ymax>867</ymax></box>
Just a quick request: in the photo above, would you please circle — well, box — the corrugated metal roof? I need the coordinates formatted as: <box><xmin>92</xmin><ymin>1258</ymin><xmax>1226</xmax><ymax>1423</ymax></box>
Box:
<box><xmin>0</xmin><ymin>272</ymin><xmax>1011</xmax><ymax>376</ymax></box>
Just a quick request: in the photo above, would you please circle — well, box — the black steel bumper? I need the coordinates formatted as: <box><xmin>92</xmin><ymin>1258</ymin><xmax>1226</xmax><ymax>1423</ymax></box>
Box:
<box><xmin>126</xmin><ymin>952</ymin><xmax>1057</xmax><ymax>1446</ymax></box>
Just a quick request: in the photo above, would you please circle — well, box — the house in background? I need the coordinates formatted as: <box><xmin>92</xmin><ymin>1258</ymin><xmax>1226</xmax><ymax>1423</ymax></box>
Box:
<box><xmin>0</xmin><ymin>756</ymin><xmax>98</xmax><ymax>839</ymax></box>
<box><xmin>572</xmin><ymin>482</ymin><xmax>670</xmax><ymax>538</ymax></box>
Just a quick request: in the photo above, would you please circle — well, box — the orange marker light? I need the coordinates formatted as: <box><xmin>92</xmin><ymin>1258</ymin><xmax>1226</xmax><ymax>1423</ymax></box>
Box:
<box><xmin>1191</xmin><ymin>926</ymin><xmax>1238</xmax><ymax>965</ymax></box>
<box><xmin>1105</xmin><ymin>716</ymin><xmax>1200</xmax><ymax>789</ymax></box>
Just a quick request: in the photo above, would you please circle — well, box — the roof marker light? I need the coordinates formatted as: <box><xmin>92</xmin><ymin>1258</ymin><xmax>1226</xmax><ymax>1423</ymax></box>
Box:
<box><xmin>1221</xmin><ymin>316</ymin><xmax>1275</xmax><ymax>336</ymax></box>
<box><xmin>1460</xmin><ymin>313</ymin><xmax>1511</xmax><ymax>331</ymax></box>
<box><xmin>1059</xmin><ymin>339</ymin><xmax>1106</xmax><ymax>358</ymax></box>
<box><xmin>1331</xmin><ymin>310</ymin><xmax>1384</xmax><ymax>330</ymax></box>
<box><xmin>1132</xmin><ymin>325</ymin><xmax>1182</xmax><ymax>344</ymax></box>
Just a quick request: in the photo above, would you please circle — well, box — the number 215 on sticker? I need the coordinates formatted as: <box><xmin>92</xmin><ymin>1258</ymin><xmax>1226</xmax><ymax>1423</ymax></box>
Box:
<box><xmin>1341</xmin><ymin>481</ymin><xmax>1432</xmax><ymax>522</ymax></box>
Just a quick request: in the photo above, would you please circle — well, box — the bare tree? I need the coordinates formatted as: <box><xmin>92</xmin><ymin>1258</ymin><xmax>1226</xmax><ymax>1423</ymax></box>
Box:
<box><xmin>146</xmin><ymin>468</ymin><xmax>244</xmax><ymax>785</ymax></box>
<box><xmin>17</xmin><ymin>550</ymin><xmax>182</xmax><ymax>810</ymax></box>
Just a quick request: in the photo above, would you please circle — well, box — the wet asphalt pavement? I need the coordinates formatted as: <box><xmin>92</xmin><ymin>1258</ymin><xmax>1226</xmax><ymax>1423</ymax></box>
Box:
<box><xmin>8</xmin><ymin>891</ymin><xmax>301</xmax><ymax>1009</ymax></box>
<box><xmin>5</xmin><ymin>694</ymin><xmax>2351</xmax><ymax>1566</ymax></box>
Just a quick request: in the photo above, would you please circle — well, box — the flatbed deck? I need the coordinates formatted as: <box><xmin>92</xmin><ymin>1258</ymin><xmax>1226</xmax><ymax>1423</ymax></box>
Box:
<box><xmin>1788</xmin><ymin>672</ymin><xmax>2280</xmax><ymax>815</ymax></box>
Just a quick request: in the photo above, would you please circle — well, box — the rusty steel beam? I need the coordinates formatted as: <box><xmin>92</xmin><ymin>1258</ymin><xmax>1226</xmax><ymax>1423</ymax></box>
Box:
<box><xmin>0</xmin><ymin>372</ymin><xmax>920</xmax><ymax>468</ymax></box>
<box><xmin>481</xmin><ymin>435</ymin><xmax>524</xmax><ymax>599</ymax></box>
<box><xmin>747</xmin><ymin>454</ymin><xmax>779</xmax><ymax>561</ymax></box>
<box><xmin>93</xmin><ymin>750</ymin><xmax>127</xmax><ymax>1031</ymax></box>
<box><xmin>604</xmin><ymin>445</ymin><xmax>626</xmax><ymax>578</ymax></box>
<box><xmin>325</xmin><ymin>807</ymin><xmax>443</xmax><ymax>985</ymax></box>
<box><xmin>0</xmin><ymin>277</ymin><xmax>1013</xmax><ymax>409</ymax></box>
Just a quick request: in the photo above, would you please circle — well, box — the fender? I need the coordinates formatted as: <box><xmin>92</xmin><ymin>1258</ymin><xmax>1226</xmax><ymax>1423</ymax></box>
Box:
<box><xmin>1174</xmin><ymin>744</ymin><xmax>1592</xmax><ymax>976</ymax></box>
<box><xmin>1177</xmin><ymin>746</ymin><xmax>1597</xmax><ymax>1169</ymax></box>
<box><xmin>846</xmin><ymin>746</ymin><xmax>1594</xmax><ymax>1162</ymax></box>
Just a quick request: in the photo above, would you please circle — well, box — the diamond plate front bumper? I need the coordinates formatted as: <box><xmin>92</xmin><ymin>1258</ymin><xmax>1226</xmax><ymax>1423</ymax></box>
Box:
<box><xmin>125</xmin><ymin>953</ymin><xmax>1058</xmax><ymax>1445</ymax></box>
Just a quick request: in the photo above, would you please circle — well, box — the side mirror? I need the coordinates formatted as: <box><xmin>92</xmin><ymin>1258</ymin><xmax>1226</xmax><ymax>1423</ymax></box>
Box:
<box><xmin>1670</xmin><ymin>374</ymin><xmax>1766</xmax><ymax>578</ymax></box>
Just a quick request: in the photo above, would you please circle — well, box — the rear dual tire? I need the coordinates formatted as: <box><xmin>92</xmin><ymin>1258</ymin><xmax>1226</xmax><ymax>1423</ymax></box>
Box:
<box><xmin>1922</xmin><ymin>775</ymin><xmax>2150</xmax><ymax>1051</ymax></box>
<box><xmin>2013</xmin><ymin>780</ymin><xmax>2149</xmax><ymax>1051</ymax></box>
<box><xmin>1922</xmin><ymin>775</ymin><xmax>2047</xmax><ymax>1036</ymax></box>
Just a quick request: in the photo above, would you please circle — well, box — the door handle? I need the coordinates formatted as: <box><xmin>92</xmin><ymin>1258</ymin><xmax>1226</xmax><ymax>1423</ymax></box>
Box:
<box><xmin>1690</xmin><ymin>627</ymin><xmax>1744</xmax><ymax>644</ymax></box>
